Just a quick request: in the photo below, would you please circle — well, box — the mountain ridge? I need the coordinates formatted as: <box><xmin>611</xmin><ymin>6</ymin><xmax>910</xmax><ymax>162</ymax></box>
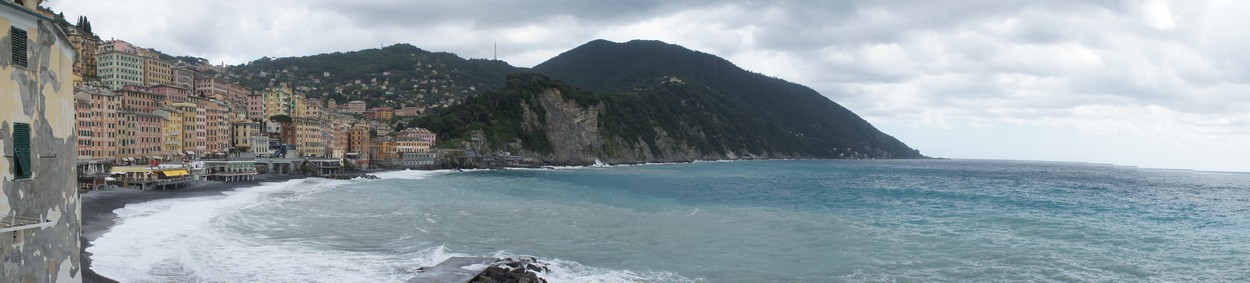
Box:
<box><xmin>532</xmin><ymin>39</ymin><xmax>924</xmax><ymax>160</ymax></box>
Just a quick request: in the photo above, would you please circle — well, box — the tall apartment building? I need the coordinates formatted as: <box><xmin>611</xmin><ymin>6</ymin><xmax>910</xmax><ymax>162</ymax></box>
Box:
<box><xmin>195</xmin><ymin>76</ymin><xmax>229</xmax><ymax>97</ymax></box>
<box><xmin>262</xmin><ymin>85</ymin><xmax>294</xmax><ymax>119</ymax></box>
<box><xmin>247</xmin><ymin>92</ymin><xmax>263</xmax><ymax>120</ymax></box>
<box><xmin>0</xmin><ymin>1</ymin><xmax>83</xmax><ymax>279</ymax></box>
<box><xmin>115</xmin><ymin>85</ymin><xmax>165</xmax><ymax>112</ymax></box>
<box><xmin>97</xmin><ymin>49</ymin><xmax>144</xmax><ymax>90</ymax></box>
<box><xmin>150</xmin><ymin>84</ymin><xmax>191</xmax><ymax>102</ymax></box>
<box><xmin>188</xmin><ymin>96</ymin><xmax>208</xmax><ymax>155</ymax></box>
<box><xmin>73</xmin><ymin>86</ymin><xmax>119</xmax><ymax>159</ymax></box>
<box><xmin>116</xmin><ymin>111</ymin><xmax>165</xmax><ymax>164</ymax></box>
<box><xmin>65</xmin><ymin>24</ymin><xmax>98</xmax><ymax>86</ymax></box>
<box><xmin>143</xmin><ymin>56</ymin><xmax>173</xmax><ymax>86</ymax></box>
<box><xmin>172</xmin><ymin>62</ymin><xmax>199</xmax><ymax>92</ymax></box>
<box><xmin>348</xmin><ymin>123</ymin><xmax>372</xmax><ymax>167</ymax></box>
<box><xmin>204</xmin><ymin>99</ymin><xmax>231</xmax><ymax>154</ymax></box>
<box><xmin>153</xmin><ymin>107</ymin><xmax>185</xmax><ymax>160</ymax></box>
<box><xmin>291</xmin><ymin>117</ymin><xmax>326</xmax><ymax>157</ymax></box>
<box><xmin>170</xmin><ymin>102</ymin><xmax>201</xmax><ymax>157</ymax></box>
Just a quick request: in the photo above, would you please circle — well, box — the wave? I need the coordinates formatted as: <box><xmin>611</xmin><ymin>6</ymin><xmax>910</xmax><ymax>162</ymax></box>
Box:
<box><xmin>88</xmin><ymin>173</ymin><xmax>696</xmax><ymax>282</ymax></box>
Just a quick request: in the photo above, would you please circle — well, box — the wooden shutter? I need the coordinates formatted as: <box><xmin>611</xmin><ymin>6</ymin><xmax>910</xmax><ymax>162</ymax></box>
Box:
<box><xmin>13</xmin><ymin>122</ymin><xmax>31</xmax><ymax>179</ymax></box>
<box><xmin>10</xmin><ymin>26</ymin><xmax>26</xmax><ymax>68</ymax></box>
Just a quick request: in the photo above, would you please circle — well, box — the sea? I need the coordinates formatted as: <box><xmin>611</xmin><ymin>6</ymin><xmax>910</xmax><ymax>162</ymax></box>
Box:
<box><xmin>87</xmin><ymin>159</ymin><xmax>1250</xmax><ymax>282</ymax></box>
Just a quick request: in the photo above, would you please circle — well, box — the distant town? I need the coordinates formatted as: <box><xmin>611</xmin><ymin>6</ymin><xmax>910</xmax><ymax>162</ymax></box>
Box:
<box><xmin>61</xmin><ymin>14</ymin><xmax>445</xmax><ymax>191</ymax></box>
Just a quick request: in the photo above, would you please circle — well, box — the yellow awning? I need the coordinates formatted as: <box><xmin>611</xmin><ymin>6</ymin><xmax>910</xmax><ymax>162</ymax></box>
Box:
<box><xmin>160</xmin><ymin>169</ymin><xmax>190</xmax><ymax>177</ymax></box>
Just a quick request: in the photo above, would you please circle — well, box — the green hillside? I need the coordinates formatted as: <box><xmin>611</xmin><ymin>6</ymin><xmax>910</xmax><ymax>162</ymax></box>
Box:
<box><xmin>532</xmin><ymin>39</ymin><xmax>924</xmax><ymax>159</ymax></box>
<box><xmin>229</xmin><ymin>44</ymin><xmax>520</xmax><ymax>109</ymax></box>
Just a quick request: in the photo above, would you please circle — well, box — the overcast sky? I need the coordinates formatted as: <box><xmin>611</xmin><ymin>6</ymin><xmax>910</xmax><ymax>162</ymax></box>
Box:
<box><xmin>50</xmin><ymin>0</ymin><xmax>1250</xmax><ymax>172</ymax></box>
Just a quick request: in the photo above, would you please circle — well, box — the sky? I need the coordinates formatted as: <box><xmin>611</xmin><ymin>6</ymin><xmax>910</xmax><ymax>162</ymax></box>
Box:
<box><xmin>49</xmin><ymin>0</ymin><xmax>1250</xmax><ymax>172</ymax></box>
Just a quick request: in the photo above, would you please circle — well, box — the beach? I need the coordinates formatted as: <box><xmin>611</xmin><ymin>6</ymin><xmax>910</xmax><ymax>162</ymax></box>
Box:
<box><xmin>79</xmin><ymin>174</ymin><xmax>305</xmax><ymax>283</ymax></box>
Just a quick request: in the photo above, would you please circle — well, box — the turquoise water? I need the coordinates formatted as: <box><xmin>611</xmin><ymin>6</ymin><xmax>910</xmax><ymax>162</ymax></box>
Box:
<box><xmin>90</xmin><ymin>160</ymin><xmax>1250</xmax><ymax>282</ymax></box>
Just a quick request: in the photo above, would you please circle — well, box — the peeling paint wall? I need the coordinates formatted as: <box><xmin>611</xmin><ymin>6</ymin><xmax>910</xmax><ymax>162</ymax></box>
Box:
<box><xmin>0</xmin><ymin>4</ymin><xmax>82</xmax><ymax>282</ymax></box>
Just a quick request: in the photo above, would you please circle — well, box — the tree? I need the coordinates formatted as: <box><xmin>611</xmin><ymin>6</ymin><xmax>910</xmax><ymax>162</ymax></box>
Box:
<box><xmin>268</xmin><ymin>114</ymin><xmax>292</xmax><ymax>123</ymax></box>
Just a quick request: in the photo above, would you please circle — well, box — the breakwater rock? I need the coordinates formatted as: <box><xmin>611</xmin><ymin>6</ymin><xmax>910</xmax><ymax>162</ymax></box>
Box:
<box><xmin>471</xmin><ymin>256</ymin><xmax>550</xmax><ymax>283</ymax></box>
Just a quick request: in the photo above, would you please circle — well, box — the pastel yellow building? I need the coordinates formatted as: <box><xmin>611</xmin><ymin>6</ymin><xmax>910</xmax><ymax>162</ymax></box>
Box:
<box><xmin>262</xmin><ymin>85</ymin><xmax>293</xmax><ymax>119</ymax></box>
<box><xmin>0</xmin><ymin>0</ymin><xmax>83</xmax><ymax>281</ymax></box>
<box><xmin>143</xmin><ymin>56</ymin><xmax>172</xmax><ymax>86</ymax></box>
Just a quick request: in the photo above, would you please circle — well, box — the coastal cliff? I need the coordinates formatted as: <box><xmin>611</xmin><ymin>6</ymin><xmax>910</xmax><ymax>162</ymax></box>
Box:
<box><xmin>415</xmin><ymin>71</ymin><xmax>916</xmax><ymax>167</ymax></box>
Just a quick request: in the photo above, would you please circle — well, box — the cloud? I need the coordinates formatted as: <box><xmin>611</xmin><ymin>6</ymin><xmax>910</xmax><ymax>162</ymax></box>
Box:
<box><xmin>46</xmin><ymin>0</ymin><xmax>1249</xmax><ymax>171</ymax></box>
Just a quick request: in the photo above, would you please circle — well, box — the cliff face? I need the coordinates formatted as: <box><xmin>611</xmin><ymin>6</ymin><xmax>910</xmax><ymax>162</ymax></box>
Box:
<box><xmin>516</xmin><ymin>84</ymin><xmax>754</xmax><ymax>165</ymax></box>
<box><xmin>520</xmin><ymin>88</ymin><xmax>603</xmax><ymax>165</ymax></box>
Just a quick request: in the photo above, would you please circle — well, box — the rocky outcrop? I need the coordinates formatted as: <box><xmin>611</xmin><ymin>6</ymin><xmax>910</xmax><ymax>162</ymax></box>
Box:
<box><xmin>517</xmin><ymin>87</ymin><xmax>738</xmax><ymax>166</ymax></box>
<box><xmin>523</xmin><ymin>88</ymin><xmax>604</xmax><ymax>166</ymax></box>
<box><xmin>471</xmin><ymin>257</ymin><xmax>550</xmax><ymax>283</ymax></box>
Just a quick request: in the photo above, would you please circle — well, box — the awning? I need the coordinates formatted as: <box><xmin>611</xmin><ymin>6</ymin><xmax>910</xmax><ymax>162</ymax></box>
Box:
<box><xmin>160</xmin><ymin>169</ymin><xmax>190</xmax><ymax>177</ymax></box>
<box><xmin>186</xmin><ymin>151</ymin><xmax>195</xmax><ymax>155</ymax></box>
<box><xmin>123</xmin><ymin>157</ymin><xmax>133</xmax><ymax>162</ymax></box>
<box><xmin>111</xmin><ymin>166</ymin><xmax>154</xmax><ymax>173</ymax></box>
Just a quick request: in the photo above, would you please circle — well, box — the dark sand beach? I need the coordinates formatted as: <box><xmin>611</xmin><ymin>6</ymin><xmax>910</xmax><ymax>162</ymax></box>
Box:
<box><xmin>79</xmin><ymin>174</ymin><xmax>304</xmax><ymax>283</ymax></box>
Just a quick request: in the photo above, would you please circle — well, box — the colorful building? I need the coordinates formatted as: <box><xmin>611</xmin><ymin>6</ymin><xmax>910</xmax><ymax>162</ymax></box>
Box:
<box><xmin>346</xmin><ymin>100</ymin><xmax>367</xmax><ymax>114</ymax></box>
<box><xmin>262</xmin><ymin>85</ymin><xmax>294</xmax><ymax>119</ymax></box>
<box><xmin>115</xmin><ymin>111</ymin><xmax>165</xmax><ymax>165</ymax></box>
<box><xmin>374</xmin><ymin>106</ymin><xmax>394</xmax><ymax>121</ymax></box>
<box><xmin>64</xmin><ymin>23</ymin><xmax>98</xmax><ymax>86</ymax></box>
<box><xmin>149</xmin><ymin>84</ymin><xmax>190</xmax><ymax>102</ymax></box>
<box><xmin>73</xmin><ymin>85</ymin><xmax>119</xmax><ymax>160</ymax></box>
<box><xmin>96</xmin><ymin>49</ymin><xmax>144</xmax><ymax>90</ymax></box>
<box><xmin>348</xmin><ymin>123</ymin><xmax>371</xmax><ymax>167</ymax></box>
<box><xmin>115</xmin><ymin>85</ymin><xmax>165</xmax><ymax>112</ymax></box>
<box><xmin>142</xmin><ymin>56</ymin><xmax>172</xmax><ymax>86</ymax></box>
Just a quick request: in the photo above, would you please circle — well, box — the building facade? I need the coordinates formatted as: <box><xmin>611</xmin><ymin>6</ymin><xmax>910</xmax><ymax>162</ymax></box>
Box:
<box><xmin>96</xmin><ymin>50</ymin><xmax>143</xmax><ymax>90</ymax></box>
<box><xmin>0</xmin><ymin>1</ymin><xmax>83</xmax><ymax>280</ymax></box>
<box><xmin>142</xmin><ymin>57</ymin><xmax>172</xmax><ymax>86</ymax></box>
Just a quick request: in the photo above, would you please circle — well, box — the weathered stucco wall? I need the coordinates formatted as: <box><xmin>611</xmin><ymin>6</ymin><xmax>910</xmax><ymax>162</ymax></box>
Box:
<box><xmin>0</xmin><ymin>9</ymin><xmax>82</xmax><ymax>283</ymax></box>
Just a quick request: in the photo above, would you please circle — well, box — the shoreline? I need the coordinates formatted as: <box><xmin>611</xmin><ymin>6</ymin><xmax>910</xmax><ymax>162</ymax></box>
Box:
<box><xmin>79</xmin><ymin>173</ymin><xmax>308</xmax><ymax>283</ymax></box>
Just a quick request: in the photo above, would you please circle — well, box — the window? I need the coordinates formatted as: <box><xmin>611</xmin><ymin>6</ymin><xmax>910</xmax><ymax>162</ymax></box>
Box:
<box><xmin>12</xmin><ymin>122</ymin><xmax>31</xmax><ymax>179</ymax></box>
<box><xmin>10</xmin><ymin>26</ymin><xmax>26</xmax><ymax>68</ymax></box>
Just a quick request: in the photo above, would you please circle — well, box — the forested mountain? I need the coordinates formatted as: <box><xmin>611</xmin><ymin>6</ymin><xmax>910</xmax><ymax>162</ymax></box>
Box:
<box><xmin>231</xmin><ymin>39</ymin><xmax>923</xmax><ymax>164</ymax></box>
<box><xmin>530</xmin><ymin>39</ymin><xmax>924</xmax><ymax>160</ymax></box>
<box><xmin>229</xmin><ymin>44</ymin><xmax>519</xmax><ymax>109</ymax></box>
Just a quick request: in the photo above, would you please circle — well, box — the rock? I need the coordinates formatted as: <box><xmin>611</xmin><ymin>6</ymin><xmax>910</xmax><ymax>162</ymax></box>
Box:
<box><xmin>471</xmin><ymin>256</ymin><xmax>551</xmax><ymax>283</ymax></box>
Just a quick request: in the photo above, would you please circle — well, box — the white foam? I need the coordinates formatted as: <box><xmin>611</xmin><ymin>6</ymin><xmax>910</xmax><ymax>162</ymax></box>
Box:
<box><xmin>483</xmin><ymin>252</ymin><xmax>699</xmax><ymax>283</ymax></box>
<box><xmin>370</xmin><ymin>169</ymin><xmax>448</xmax><ymax>180</ymax></box>
<box><xmin>89</xmin><ymin>173</ymin><xmax>699</xmax><ymax>282</ymax></box>
<box><xmin>88</xmin><ymin>178</ymin><xmax>451</xmax><ymax>282</ymax></box>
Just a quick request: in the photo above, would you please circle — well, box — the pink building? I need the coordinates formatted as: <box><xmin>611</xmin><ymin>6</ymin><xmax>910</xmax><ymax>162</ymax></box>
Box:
<box><xmin>397</xmin><ymin>128</ymin><xmax>437</xmax><ymax>145</ymax></box>
<box><xmin>247</xmin><ymin>93</ymin><xmax>264</xmax><ymax>120</ymax></box>
<box><xmin>116</xmin><ymin>111</ymin><xmax>165</xmax><ymax>165</ymax></box>
<box><xmin>74</xmin><ymin>87</ymin><xmax>120</xmax><ymax>160</ymax></box>
<box><xmin>116</xmin><ymin>85</ymin><xmax>166</xmax><ymax>113</ymax></box>
<box><xmin>149</xmin><ymin>84</ymin><xmax>191</xmax><ymax>103</ymax></box>
<box><xmin>194</xmin><ymin>76</ymin><xmax>229</xmax><ymax>97</ymax></box>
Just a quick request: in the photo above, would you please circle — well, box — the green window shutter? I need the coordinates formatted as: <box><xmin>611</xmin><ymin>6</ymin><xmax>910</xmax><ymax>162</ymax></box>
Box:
<box><xmin>13</xmin><ymin>122</ymin><xmax>31</xmax><ymax>179</ymax></box>
<box><xmin>10</xmin><ymin>26</ymin><xmax>26</xmax><ymax>68</ymax></box>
